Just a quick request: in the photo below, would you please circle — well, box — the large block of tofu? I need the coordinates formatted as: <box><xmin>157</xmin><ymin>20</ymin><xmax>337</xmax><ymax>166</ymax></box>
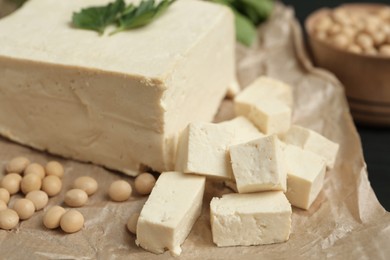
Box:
<box><xmin>136</xmin><ymin>171</ymin><xmax>205</xmax><ymax>256</ymax></box>
<box><xmin>210</xmin><ymin>191</ymin><xmax>292</xmax><ymax>247</ymax></box>
<box><xmin>284</xmin><ymin>145</ymin><xmax>326</xmax><ymax>210</ymax></box>
<box><xmin>0</xmin><ymin>0</ymin><xmax>236</xmax><ymax>175</ymax></box>
<box><xmin>230</xmin><ymin>135</ymin><xmax>287</xmax><ymax>193</ymax></box>
<box><xmin>281</xmin><ymin>125</ymin><xmax>339</xmax><ymax>169</ymax></box>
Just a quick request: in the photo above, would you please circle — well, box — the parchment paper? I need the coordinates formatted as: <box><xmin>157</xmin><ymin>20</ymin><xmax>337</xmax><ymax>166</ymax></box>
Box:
<box><xmin>0</xmin><ymin>3</ymin><xmax>389</xmax><ymax>259</ymax></box>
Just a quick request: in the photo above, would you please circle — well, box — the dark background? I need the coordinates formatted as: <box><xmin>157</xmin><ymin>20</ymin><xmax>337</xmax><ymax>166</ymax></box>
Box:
<box><xmin>283</xmin><ymin>0</ymin><xmax>390</xmax><ymax>211</ymax></box>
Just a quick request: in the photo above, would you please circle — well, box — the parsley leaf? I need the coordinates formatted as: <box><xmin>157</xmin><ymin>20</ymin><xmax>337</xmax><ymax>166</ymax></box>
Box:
<box><xmin>71</xmin><ymin>0</ymin><xmax>175</xmax><ymax>36</ymax></box>
<box><xmin>234</xmin><ymin>10</ymin><xmax>257</xmax><ymax>47</ymax></box>
<box><xmin>111</xmin><ymin>0</ymin><xmax>176</xmax><ymax>35</ymax></box>
<box><xmin>210</xmin><ymin>0</ymin><xmax>274</xmax><ymax>47</ymax></box>
<box><xmin>72</xmin><ymin>0</ymin><xmax>126</xmax><ymax>34</ymax></box>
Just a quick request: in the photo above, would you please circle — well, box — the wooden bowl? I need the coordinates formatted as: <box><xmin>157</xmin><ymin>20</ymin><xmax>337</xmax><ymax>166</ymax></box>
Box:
<box><xmin>305</xmin><ymin>3</ymin><xmax>390</xmax><ymax>126</ymax></box>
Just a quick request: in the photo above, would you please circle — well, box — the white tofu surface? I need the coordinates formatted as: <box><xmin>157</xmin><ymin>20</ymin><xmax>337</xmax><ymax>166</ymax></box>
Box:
<box><xmin>237</xmin><ymin>76</ymin><xmax>293</xmax><ymax>107</ymax></box>
<box><xmin>175</xmin><ymin>122</ymin><xmax>235</xmax><ymax>179</ymax></box>
<box><xmin>284</xmin><ymin>145</ymin><xmax>326</xmax><ymax>210</ymax></box>
<box><xmin>136</xmin><ymin>171</ymin><xmax>206</xmax><ymax>256</ymax></box>
<box><xmin>0</xmin><ymin>0</ymin><xmax>236</xmax><ymax>175</ymax></box>
<box><xmin>281</xmin><ymin>125</ymin><xmax>339</xmax><ymax>169</ymax></box>
<box><xmin>235</xmin><ymin>99</ymin><xmax>292</xmax><ymax>135</ymax></box>
<box><xmin>230</xmin><ymin>135</ymin><xmax>287</xmax><ymax>193</ymax></box>
<box><xmin>210</xmin><ymin>191</ymin><xmax>292</xmax><ymax>247</ymax></box>
<box><xmin>220</xmin><ymin>116</ymin><xmax>264</xmax><ymax>145</ymax></box>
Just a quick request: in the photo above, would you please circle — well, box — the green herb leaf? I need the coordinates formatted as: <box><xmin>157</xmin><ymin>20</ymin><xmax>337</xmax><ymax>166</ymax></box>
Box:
<box><xmin>236</xmin><ymin>0</ymin><xmax>274</xmax><ymax>25</ymax></box>
<box><xmin>71</xmin><ymin>0</ymin><xmax>175</xmax><ymax>35</ymax></box>
<box><xmin>210</xmin><ymin>0</ymin><xmax>274</xmax><ymax>46</ymax></box>
<box><xmin>234</xmin><ymin>10</ymin><xmax>257</xmax><ymax>47</ymax></box>
<box><xmin>111</xmin><ymin>0</ymin><xmax>176</xmax><ymax>35</ymax></box>
<box><xmin>72</xmin><ymin>0</ymin><xmax>126</xmax><ymax>34</ymax></box>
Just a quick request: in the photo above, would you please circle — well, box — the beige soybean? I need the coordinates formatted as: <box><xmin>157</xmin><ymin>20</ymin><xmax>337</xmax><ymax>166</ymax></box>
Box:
<box><xmin>1</xmin><ymin>173</ymin><xmax>22</xmax><ymax>195</ymax></box>
<box><xmin>378</xmin><ymin>8</ymin><xmax>390</xmax><ymax>20</ymax></box>
<box><xmin>65</xmin><ymin>189</ymin><xmax>88</xmax><ymax>207</ymax></box>
<box><xmin>6</xmin><ymin>157</ymin><xmax>30</xmax><ymax>174</ymax></box>
<box><xmin>135</xmin><ymin>173</ymin><xmax>156</xmax><ymax>195</ymax></box>
<box><xmin>371</xmin><ymin>31</ymin><xmax>386</xmax><ymax>46</ymax></box>
<box><xmin>108</xmin><ymin>180</ymin><xmax>132</xmax><ymax>202</ymax></box>
<box><xmin>332</xmin><ymin>34</ymin><xmax>350</xmax><ymax>49</ymax></box>
<box><xmin>60</xmin><ymin>209</ymin><xmax>84</xmax><ymax>233</ymax></box>
<box><xmin>43</xmin><ymin>206</ymin><xmax>66</xmax><ymax>229</ymax></box>
<box><xmin>0</xmin><ymin>188</ymin><xmax>10</xmax><ymax>204</ymax></box>
<box><xmin>26</xmin><ymin>190</ymin><xmax>48</xmax><ymax>211</ymax></box>
<box><xmin>342</xmin><ymin>26</ymin><xmax>356</xmax><ymax>39</ymax></box>
<box><xmin>315</xmin><ymin>30</ymin><xmax>327</xmax><ymax>41</ymax></box>
<box><xmin>356</xmin><ymin>33</ymin><xmax>374</xmax><ymax>49</ymax></box>
<box><xmin>315</xmin><ymin>16</ymin><xmax>333</xmax><ymax>32</ymax></box>
<box><xmin>380</xmin><ymin>45</ymin><xmax>390</xmax><ymax>56</ymax></box>
<box><xmin>13</xmin><ymin>199</ymin><xmax>35</xmax><ymax>220</ymax></box>
<box><xmin>21</xmin><ymin>174</ymin><xmax>42</xmax><ymax>194</ymax></box>
<box><xmin>0</xmin><ymin>200</ymin><xmax>7</xmax><ymax>211</ymax></box>
<box><xmin>127</xmin><ymin>212</ymin><xmax>140</xmax><ymax>234</ymax></box>
<box><xmin>42</xmin><ymin>175</ymin><xmax>62</xmax><ymax>197</ymax></box>
<box><xmin>45</xmin><ymin>161</ymin><xmax>64</xmax><ymax>178</ymax></box>
<box><xmin>332</xmin><ymin>9</ymin><xmax>351</xmax><ymax>25</ymax></box>
<box><xmin>364</xmin><ymin>47</ymin><xmax>377</xmax><ymax>55</ymax></box>
<box><xmin>327</xmin><ymin>23</ymin><xmax>342</xmax><ymax>36</ymax></box>
<box><xmin>0</xmin><ymin>209</ymin><xmax>19</xmax><ymax>230</ymax></box>
<box><xmin>73</xmin><ymin>176</ymin><xmax>98</xmax><ymax>196</ymax></box>
<box><xmin>347</xmin><ymin>44</ymin><xmax>363</xmax><ymax>54</ymax></box>
<box><xmin>24</xmin><ymin>163</ymin><xmax>45</xmax><ymax>179</ymax></box>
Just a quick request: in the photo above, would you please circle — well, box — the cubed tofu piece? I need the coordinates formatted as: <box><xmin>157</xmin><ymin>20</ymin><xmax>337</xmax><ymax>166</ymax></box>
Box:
<box><xmin>220</xmin><ymin>116</ymin><xmax>264</xmax><ymax>145</ymax></box>
<box><xmin>237</xmin><ymin>76</ymin><xmax>293</xmax><ymax>107</ymax></box>
<box><xmin>175</xmin><ymin>122</ymin><xmax>235</xmax><ymax>179</ymax></box>
<box><xmin>0</xmin><ymin>0</ymin><xmax>236</xmax><ymax>175</ymax></box>
<box><xmin>210</xmin><ymin>191</ymin><xmax>292</xmax><ymax>247</ymax></box>
<box><xmin>284</xmin><ymin>145</ymin><xmax>326</xmax><ymax>210</ymax></box>
<box><xmin>230</xmin><ymin>135</ymin><xmax>287</xmax><ymax>193</ymax></box>
<box><xmin>235</xmin><ymin>99</ymin><xmax>291</xmax><ymax>135</ymax></box>
<box><xmin>136</xmin><ymin>172</ymin><xmax>206</xmax><ymax>256</ymax></box>
<box><xmin>280</xmin><ymin>125</ymin><xmax>339</xmax><ymax>169</ymax></box>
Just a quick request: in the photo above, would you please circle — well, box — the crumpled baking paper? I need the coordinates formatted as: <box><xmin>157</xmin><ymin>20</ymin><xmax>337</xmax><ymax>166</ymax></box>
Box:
<box><xmin>0</xmin><ymin>2</ymin><xmax>389</xmax><ymax>259</ymax></box>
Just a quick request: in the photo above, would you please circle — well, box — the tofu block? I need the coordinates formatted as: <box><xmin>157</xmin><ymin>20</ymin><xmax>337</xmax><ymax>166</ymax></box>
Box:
<box><xmin>280</xmin><ymin>125</ymin><xmax>339</xmax><ymax>169</ymax></box>
<box><xmin>220</xmin><ymin>116</ymin><xmax>264</xmax><ymax>145</ymax></box>
<box><xmin>210</xmin><ymin>191</ymin><xmax>292</xmax><ymax>247</ymax></box>
<box><xmin>136</xmin><ymin>171</ymin><xmax>205</xmax><ymax>256</ymax></box>
<box><xmin>175</xmin><ymin>122</ymin><xmax>235</xmax><ymax>179</ymax></box>
<box><xmin>284</xmin><ymin>145</ymin><xmax>326</xmax><ymax>210</ymax></box>
<box><xmin>235</xmin><ymin>99</ymin><xmax>292</xmax><ymax>135</ymax></box>
<box><xmin>230</xmin><ymin>135</ymin><xmax>287</xmax><ymax>193</ymax></box>
<box><xmin>0</xmin><ymin>0</ymin><xmax>236</xmax><ymax>175</ymax></box>
<box><xmin>237</xmin><ymin>76</ymin><xmax>293</xmax><ymax>107</ymax></box>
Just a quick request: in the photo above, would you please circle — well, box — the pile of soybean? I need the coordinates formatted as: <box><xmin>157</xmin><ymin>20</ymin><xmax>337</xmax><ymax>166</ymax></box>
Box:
<box><xmin>0</xmin><ymin>157</ymin><xmax>156</xmax><ymax>235</ymax></box>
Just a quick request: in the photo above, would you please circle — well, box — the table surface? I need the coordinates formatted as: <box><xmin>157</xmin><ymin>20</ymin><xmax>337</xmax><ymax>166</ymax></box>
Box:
<box><xmin>283</xmin><ymin>0</ymin><xmax>390</xmax><ymax>211</ymax></box>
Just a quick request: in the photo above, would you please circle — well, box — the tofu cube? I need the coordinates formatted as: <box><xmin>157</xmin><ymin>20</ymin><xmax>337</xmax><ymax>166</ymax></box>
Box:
<box><xmin>237</xmin><ymin>76</ymin><xmax>293</xmax><ymax>107</ymax></box>
<box><xmin>220</xmin><ymin>116</ymin><xmax>264</xmax><ymax>145</ymax></box>
<box><xmin>175</xmin><ymin>122</ymin><xmax>235</xmax><ymax>179</ymax></box>
<box><xmin>281</xmin><ymin>125</ymin><xmax>339</xmax><ymax>169</ymax></box>
<box><xmin>234</xmin><ymin>76</ymin><xmax>293</xmax><ymax>135</ymax></box>
<box><xmin>230</xmin><ymin>135</ymin><xmax>287</xmax><ymax>193</ymax></box>
<box><xmin>235</xmin><ymin>99</ymin><xmax>292</xmax><ymax>135</ymax></box>
<box><xmin>284</xmin><ymin>145</ymin><xmax>326</xmax><ymax>210</ymax></box>
<box><xmin>210</xmin><ymin>191</ymin><xmax>292</xmax><ymax>247</ymax></box>
<box><xmin>0</xmin><ymin>0</ymin><xmax>236</xmax><ymax>175</ymax></box>
<box><xmin>136</xmin><ymin>172</ymin><xmax>206</xmax><ymax>256</ymax></box>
